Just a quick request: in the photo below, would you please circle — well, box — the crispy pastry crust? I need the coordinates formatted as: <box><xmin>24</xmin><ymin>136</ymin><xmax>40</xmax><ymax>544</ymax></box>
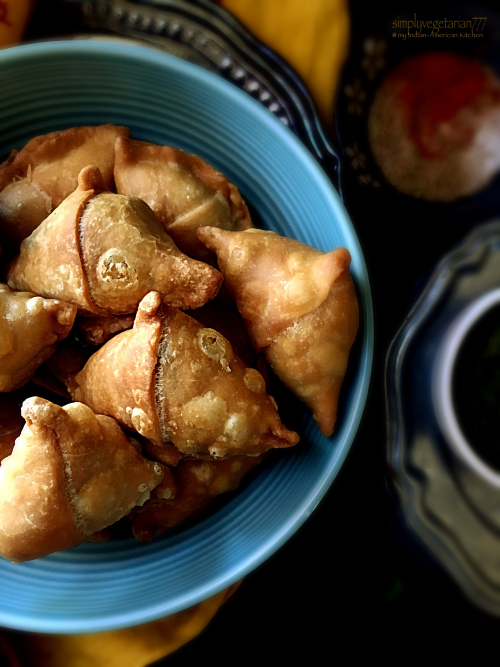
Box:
<box><xmin>0</xmin><ymin>125</ymin><xmax>131</xmax><ymax>254</ymax></box>
<box><xmin>114</xmin><ymin>137</ymin><xmax>253</xmax><ymax>260</ymax></box>
<box><xmin>77</xmin><ymin>314</ymin><xmax>136</xmax><ymax>346</ymax></box>
<box><xmin>6</xmin><ymin>167</ymin><xmax>102</xmax><ymax>313</ymax></box>
<box><xmin>67</xmin><ymin>291</ymin><xmax>299</xmax><ymax>457</ymax></box>
<box><xmin>67</xmin><ymin>291</ymin><xmax>164</xmax><ymax>445</ymax></box>
<box><xmin>6</xmin><ymin>167</ymin><xmax>223</xmax><ymax>315</ymax></box>
<box><xmin>197</xmin><ymin>227</ymin><xmax>359</xmax><ymax>436</ymax></box>
<box><xmin>198</xmin><ymin>227</ymin><xmax>350</xmax><ymax>350</ymax></box>
<box><xmin>0</xmin><ymin>124</ymin><xmax>130</xmax><ymax>205</ymax></box>
<box><xmin>130</xmin><ymin>455</ymin><xmax>264</xmax><ymax>541</ymax></box>
<box><xmin>154</xmin><ymin>304</ymin><xmax>298</xmax><ymax>457</ymax></box>
<box><xmin>266</xmin><ymin>270</ymin><xmax>359</xmax><ymax>436</ymax></box>
<box><xmin>0</xmin><ymin>398</ymin><xmax>163</xmax><ymax>563</ymax></box>
<box><xmin>0</xmin><ymin>283</ymin><xmax>76</xmax><ymax>392</ymax></box>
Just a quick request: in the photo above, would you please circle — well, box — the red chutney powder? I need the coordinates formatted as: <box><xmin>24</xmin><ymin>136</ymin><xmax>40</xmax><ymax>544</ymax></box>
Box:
<box><xmin>390</xmin><ymin>52</ymin><xmax>491</xmax><ymax>158</ymax></box>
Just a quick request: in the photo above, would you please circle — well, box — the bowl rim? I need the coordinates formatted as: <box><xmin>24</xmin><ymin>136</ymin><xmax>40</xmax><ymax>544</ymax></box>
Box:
<box><xmin>433</xmin><ymin>288</ymin><xmax>500</xmax><ymax>486</ymax></box>
<box><xmin>0</xmin><ymin>38</ymin><xmax>374</xmax><ymax>633</ymax></box>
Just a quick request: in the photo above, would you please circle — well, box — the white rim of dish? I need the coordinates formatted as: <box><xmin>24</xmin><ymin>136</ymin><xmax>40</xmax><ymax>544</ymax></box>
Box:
<box><xmin>433</xmin><ymin>288</ymin><xmax>500</xmax><ymax>487</ymax></box>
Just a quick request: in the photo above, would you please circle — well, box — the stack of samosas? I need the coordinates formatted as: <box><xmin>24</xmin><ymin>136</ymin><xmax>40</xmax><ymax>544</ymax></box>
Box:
<box><xmin>0</xmin><ymin>125</ymin><xmax>359</xmax><ymax>563</ymax></box>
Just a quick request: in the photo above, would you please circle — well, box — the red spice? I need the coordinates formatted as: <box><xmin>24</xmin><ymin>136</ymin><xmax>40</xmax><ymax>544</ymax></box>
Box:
<box><xmin>0</xmin><ymin>2</ymin><xmax>12</xmax><ymax>27</ymax></box>
<box><xmin>390</xmin><ymin>53</ymin><xmax>493</xmax><ymax>158</ymax></box>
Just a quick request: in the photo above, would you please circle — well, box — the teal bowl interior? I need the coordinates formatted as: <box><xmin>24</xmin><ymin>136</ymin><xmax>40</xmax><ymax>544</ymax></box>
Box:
<box><xmin>0</xmin><ymin>41</ymin><xmax>373</xmax><ymax>633</ymax></box>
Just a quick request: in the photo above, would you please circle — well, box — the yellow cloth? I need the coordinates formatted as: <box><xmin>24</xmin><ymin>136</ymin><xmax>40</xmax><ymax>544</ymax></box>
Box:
<box><xmin>221</xmin><ymin>0</ymin><xmax>350</xmax><ymax>129</ymax></box>
<box><xmin>1</xmin><ymin>582</ymin><xmax>241</xmax><ymax>667</ymax></box>
<box><xmin>0</xmin><ymin>1</ymin><xmax>349</xmax><ymax>664</ymax></box>
<box><xmin>0</xmin><ymin>1</ymin><xmax>34</xmax><ymax>48</ymax></box>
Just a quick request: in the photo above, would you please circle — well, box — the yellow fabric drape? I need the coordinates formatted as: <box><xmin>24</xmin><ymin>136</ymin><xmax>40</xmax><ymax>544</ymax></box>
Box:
<box><xmin>2</xmin><ymin>582</ymin><xmax>241</xmax><ymax>667</ymax></box>
<box><xmin>222</xmin><ymin>0</ymin><xmax>350</xmax><ymax>128</ymax></box>
<box><xmin>0</xmin><ymin>1</ymin><xmax>349</xmax><ymax>664</ymax></box>
<box><xmin>0</xmin><ymin>1</ymin><xmax>34</xmax><ymax>48</ymax></box>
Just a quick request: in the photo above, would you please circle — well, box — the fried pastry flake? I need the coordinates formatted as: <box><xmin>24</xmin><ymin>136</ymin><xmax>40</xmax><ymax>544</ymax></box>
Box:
<box><xmin>0</xmin><ymin>397</ymin><xmax>164</xmax><ymax>563</ymax></box>
<box><xmin>6</xmin><ymin>166</ymin><xmax>222</xmax><ymax>315</ymax></box>
<box><xmin>66</xmin><ymin>291</ymin><xmax>299</xmax><ymax>458</ymax></box>
<box><xmin>198</xmin><ymin>227</ymin><xmax>359</xmax><ymax>436</ymax></box>
<box><xmin>76</xmin><ymin>313</ymin><xmax>136</xmax><ymax>346</ymax></box>
<box><xmin>0</xmin><ymin>393</ymin><xmax>25</xmax><ymax>463</ymax></box>
<box><xmin>114</xmin><ymin>137</ymin><xmax>253</xmax><ymax>260</ymax></box>
<box><xmin>0</xmin><ymin>125</ymin><xmax>130</xmax><ymax>255</ymax></box>
<box><xmin>190</xmin><ymin>286</ymin><xmax>259</xmax><ymax>369</ymax></box>
<box><xmin>130</xmin><ymin>455</ymin><xmax>264</xmax><ymax>541</ymax></box>
<box><xmin>0</xmin><ymin>283</ymin><xmax>76</xmax><ymax>392</ymax></box>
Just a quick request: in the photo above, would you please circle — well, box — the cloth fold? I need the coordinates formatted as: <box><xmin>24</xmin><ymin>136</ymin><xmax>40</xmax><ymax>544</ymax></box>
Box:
<box><xmin>1</xmin><ymin>582</ymin><xmax>241</xmax><ymax>667</ymax></box>
<box><xmin>221</xmin><ymin>0</ymin><xmax>349</xmax><ymax>128</ymax></box>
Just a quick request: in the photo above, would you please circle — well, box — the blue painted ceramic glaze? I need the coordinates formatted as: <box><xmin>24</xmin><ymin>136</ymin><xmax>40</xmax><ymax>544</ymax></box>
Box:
<box><xmin>0</xmin><ymin>41</ymin><xmax>373</xmax><ymax>633</ymax></box>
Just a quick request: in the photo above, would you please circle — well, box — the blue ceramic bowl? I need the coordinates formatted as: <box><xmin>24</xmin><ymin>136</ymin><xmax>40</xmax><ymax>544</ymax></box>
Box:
<box><xmin>0</xmin><ymin>40</ymin><xmax>373</xmax><ymax>633</ymax></box>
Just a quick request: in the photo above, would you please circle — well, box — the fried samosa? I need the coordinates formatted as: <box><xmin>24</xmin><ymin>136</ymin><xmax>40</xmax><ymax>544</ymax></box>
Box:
<box><xmin>114</xmin><ymin>137</ymin><xmax>253</xmax><ymax>260</ymax></box>
<box><xmin>0</xmin><ymin>283</ymin><xmax>76</xmax><ymax>392</ymax></box>
<box><xmin>6</xmin><ymin>166</ymin><xmax>222</xmax><ymax>315</ymax></box>
<box><xmin>0</xmin><ymin>397</ymin><xmax>164</xmax><ymax>563</ymax></box>
<box><xmin>0</xmin><ymin>125</ymin><xmax>130</xmax><ymax>255</ymax></box>
<box><xmin>197</xmin><ymin>227</ymin><xmax>359</xmax><ymax>436</ymax></box>
<box><xmin>130</xmin><ymin>455</ymin><xmax>264</xmax><ymax>541</ymax></box>
<box><xmin>66</xmin><ymin>291</ymin><xmax>299</xmax><ymax>458</ymax></box>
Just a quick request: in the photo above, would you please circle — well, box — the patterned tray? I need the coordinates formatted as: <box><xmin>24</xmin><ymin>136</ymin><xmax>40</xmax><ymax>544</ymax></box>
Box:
<box><xmin>26</xmin><ymin>0</ymin><xmax>342</xmax><ymax>192</ymax></box>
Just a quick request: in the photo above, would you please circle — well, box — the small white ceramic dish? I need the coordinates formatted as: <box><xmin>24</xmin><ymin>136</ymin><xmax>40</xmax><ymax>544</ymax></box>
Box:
<box><xmin>433</xmin><ymin>288</ymin><xmax>500</xmax><ymax>488</ymax></box>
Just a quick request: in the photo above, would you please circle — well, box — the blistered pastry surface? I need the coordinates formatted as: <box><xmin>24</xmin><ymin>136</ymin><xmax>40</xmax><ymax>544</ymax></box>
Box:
<box><xmin>114</xmin><ymin>137</ymin><xmax>252</xmax><ymax>259</ymax></box>
<box><xmin>267</xmin><ymin>270</ymin><xmax>359</xmax><ymax>436</ymax></box>
<box><xmin>198</xmin><ymin>226</ymin><xmax>351</xmax><ymax>349</ymax></box>
<box><xmin>131</xmin><ymin>455</ymin><xmax>263</xmax><ymax>541</ymax></box>
<box><xmin>6</xmin><ymin>183</ymin><xmax>98</xmax><ymax>311</ymax></box>
<box><xmin>1</xmin><ymin>125</ymin><xmax>130</xmax><ymax>207</ymax></box>
<box><xmin>0</xmin><ymin>178</ymin><xmax>52</xmax><ymax>251</ymax></box>
<box><xmin>79</xmin><ymin>191</ymin><xmax>222</xmax><ymax>313</ymax></box>
<box><xmin>0</xmin><ymin>398</ymin><xmax>163</xmax><ymax>562</ymax></box>
<box><xmin>154</xmin><ymin>305</ymin><xmax>298</xmax><ymax>457</ymax></box>
<box><xmin>68</xmin><ymin>292</ymin><xmax>164</xmax><ymax>445</ymax></box>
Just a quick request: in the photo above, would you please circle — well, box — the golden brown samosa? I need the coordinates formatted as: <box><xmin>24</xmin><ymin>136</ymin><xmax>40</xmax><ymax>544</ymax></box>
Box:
<box><xmin>0</xmin><ymin>397</ymin><xmax>164</xmax><ymax>563</ymax></box>
<box><xmin>6</xmin><ymin>166</ymin><xmax>222</xmax><ymax>315</ymax></box>
<box><xmin>66</xmin><ymin>291</ymin><xmax>299</xmax><ymax>458</ymax></box>
<box><xmin>114</xmin><ymin>137</ymin><xmax>253</xmax><ymax>260</ymax></box>
<box><xmin>0</xmin><ymin>283</ymin><xmax>76</xmax><ymax>392</ymax></box>
<box><xmin>0</xmin><ymin>125</ymin><xmax>130</xmax><ymax>255</ymax></box>
<box><xmin>197</xmin><ymin>227</ymin><xmax>359</xmax><ymax>436</ymax></box>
